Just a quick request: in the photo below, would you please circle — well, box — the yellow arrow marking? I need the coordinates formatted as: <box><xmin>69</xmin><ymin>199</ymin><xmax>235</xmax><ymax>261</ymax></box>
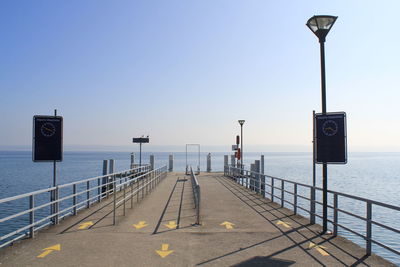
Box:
<box><xmin>155</xmin><ymin>243</ymin><xmax>174</xmax><ymax>258</ymax></box>
<box><xmin>164</xmin><ymin>221</ymin><xmax>177</xmax><ymax>229</ymax></box>
<box><xmin>133</xmin><ymin>221</ymin><xmax>148</xmax><ymax>229</ymax></box>
<box><xmin>220</xmin><ymin>221</ymin><xmax>235</xmax><ymax>230</ymax></box>
<box><xmin>309</xmin><ymin>242</ymin><xmax>329</xmax><ymax>256</ymax></box>
<box><xmin>276</xmin><ymin>220</ymin><xmax>292</xmax><ymax>228</ymax></box>
<box><xmin>37</xmin><ymin>244</ymin><xmax>61</xmax><ymax>258</ymax></box>
<box><xmin>78</xmin><ymin>221</ymin><xmax>94</xmax><ymax>230</ymax></box>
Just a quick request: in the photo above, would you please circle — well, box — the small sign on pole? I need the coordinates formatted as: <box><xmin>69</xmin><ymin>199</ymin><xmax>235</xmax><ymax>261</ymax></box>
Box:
<box><xmin>132</xmin><ymin>136</ymin><xmax>150</xmax><ymax>167</ymax></box>
<box><xmin>315</xmin><ymin>112</ymin><xmax>347</xmax><ymax>164</ymax></box>
<box><xmin>33</xmin><ymin>116</ymin><xmax>63</xmax><ymax>162</ymax></box>
<box><xmin>132</xmin><ymin>137</ymin><xmax>149</xmax><ymax>143</ymax></box>
<box><xmin>236</xmin><ymin>148</ymin><xmax>241</xmax><ymax>160</ymax></box>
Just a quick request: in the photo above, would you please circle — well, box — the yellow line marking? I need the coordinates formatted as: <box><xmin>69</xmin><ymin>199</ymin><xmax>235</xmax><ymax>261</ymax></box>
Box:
<box><xmin>78</xmin><ymin>221</ymin><xmax>94</xmax><ymax>230</ymax></box>
<box><xmin>155</xmin><ymin>243</ymin><xmax>174</xmax><ymax>258</ymax></box>
<box><xmin>37</xmin><ymin>250</ymin><xmax>52</xmax><ymax>258</ymax></box>
<box><xmin>37</xmin><ymin>244</ymin><xmax>61</xmax><ymax>258</ymax></box>
<box><xmin>309</xmin><ymin>242</ymin><xmax>329</xmax><ymax>256</ymax></box>
<box><xmin>133</xmin><ymin>221</ymin><xmax>148</xmax><ymax>229</ymax></box>
<box><xmin>220</xmin><ymin>221</ymin><xmax>234</xmax><ymax>230</ymax></box>
<box><xmin>164</xmin><ymin>221</ymin><xmax>177</xmax><ymax>229</ymax></box>
<box><xmin>276</xmin><ymin>220</ymin><xmax>292</xmax><ymax>228</ymax></box>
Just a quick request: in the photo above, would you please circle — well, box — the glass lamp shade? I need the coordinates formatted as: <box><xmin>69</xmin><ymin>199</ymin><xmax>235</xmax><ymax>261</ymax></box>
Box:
<box><xmin>306</xmin><ymin>15</ymin><xmax>337</xmax><ymax>42</ymax></box>
<box><xmin>238</xmin><ymin>120</ymin><xmax>245</xmax><ymax>125</ymax></box>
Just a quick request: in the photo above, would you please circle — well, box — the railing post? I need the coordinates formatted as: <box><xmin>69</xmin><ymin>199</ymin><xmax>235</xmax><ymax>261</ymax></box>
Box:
<box><xmin>29</xmin><ymin>195</ymin><xmax>35</xmax><ymax>238</ymax></box>
<box><xmin>55</xmin><ymin>187</ymin><xmax>59</xmax><ymax>224</ymax></box>
<box><xmin>130</xmin><ymin>152</ymin><xmax>135</xmax><ymax>169</ymax></box>
<box><xmin>113</xmin><ymin>175</ymin><xmax>116</xmax><ymax>225</ymax></box>
<box><xmin>150</xmin><ymin>155</ymin><xmax>155</xmax><ymax>170</ymax></box>
<box><xmin>207</xmin><ymin>153</ymin><xmax>211</xmax><ymax>172</ymax></box>
<box><xmin>86</xmin><ymin>181</ymin><xmax>90</xmax><ymax>208</ymax></box>
<box><xmin>366</xmin><ymin>202</ymin><xmax>372</xmax><ymax>255</ymax></box>
<box><xmin>271</xmin><ymin>177</ymin><xmax>274</xmax><ymax>202</ymax></box>
<box><xmin>73</xmin><ymin>184</ymin><xmax>77</xmax><ymax>215</ymax></box>
<box><xmin>137</xmin><ymin>177</ymin><xmax>140</xmax><ymax>202</ymax></box>
<box><xmin>254</xmin><ymin>160</ymin><xmax>261</xmax><ymax>194</ymax></box>
<box><xmin>109</xmin><ymin>159</ymin><xmax>115</xmax><ymax>194</ymax></box>
<box><xmin>196</xmin><ymin>186</ymin><xmax>200</xmax><ymax>225</ymax></box>
<box><xmin>260</xmin><ymin>155</ymin><xmax>265</xmax><ymax>196</ymax></box>
<box><xmin>281</xmin><ymin>180</ymin><xmax>284</xmax><ymax>207</ymax></box>
<box><xmin>123</xmin><ymin>181</ymin><xmax>126</xmax><ymax>216</ymax></box>
<box><xmin>141</xmin><ymin>176</ymin><xmax>144</xmax><ymax>199</ymax></box>
<box><xmin>294</xmin><ymin>184</ymin><xmax>297</xmax><ymax>215</ymax></box>
<box><xmin>333</xmin><ymin>194</ymin><xmax>338</xmax><ymax>236</ymax></box>
<box><xmin>146</xmin><ymin>172</ymin><xmax>149</xmax><ymax>195</ymax></box>
<box><xmin>97</xmin><ymin>178</ymin><xmax>101</xmax><ymax>202</ymax></box>
<box><xmin>131</xmin><ymin>177</ymin><xmax>134</xmax><ymax>208</ymax></box>
<box><xmin>169</xmin><ymin>154</ymin><xmax>174</xmax><ymax>172</ymax></box>
<box><xmin>102</xmin><ymin>159</ymin><xmax>108</xmax><ymax>198</ymax></box>
<box><xmin>250</xmin><ymin>164</ymin><xmax>255</xmax><ymax>190</ymax></box>
<box><xmin>311</xmin><ymin>186</ymin><xmax>316</xmax><ymax>224</ymax></box>
<box><xmin>224</xmin><ymin>155</ymin><xmax>228</xmax><ymax>175</ymax></box>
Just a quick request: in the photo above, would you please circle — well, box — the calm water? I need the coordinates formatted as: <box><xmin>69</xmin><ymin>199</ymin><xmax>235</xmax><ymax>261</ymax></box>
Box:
<box><xmin>0</xmin><ymin>151</ymin><xmax>399</xmax><ymax>265</ymax></box>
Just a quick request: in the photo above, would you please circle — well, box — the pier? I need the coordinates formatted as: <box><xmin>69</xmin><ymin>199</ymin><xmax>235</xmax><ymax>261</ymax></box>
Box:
<box><xmin>0</xmin><ymin>165</ymin><xmax>397</xmax><ymax>266</ymax></box>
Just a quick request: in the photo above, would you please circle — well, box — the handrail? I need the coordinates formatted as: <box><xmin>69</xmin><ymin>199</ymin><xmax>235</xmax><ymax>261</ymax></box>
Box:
<box><xmin>0</xmin><ymin>164</ymin><xmax>167</xmax><ymax>248</ymax></box>
<box><xmin>190</xmin><ymin>166</ymin><xmax>200</xmax><ymax>225</ymax></box>
<box><xmin>224</xmin><ymin>165</ymin><xmax>400</xmax><ymax>260</ymax></box>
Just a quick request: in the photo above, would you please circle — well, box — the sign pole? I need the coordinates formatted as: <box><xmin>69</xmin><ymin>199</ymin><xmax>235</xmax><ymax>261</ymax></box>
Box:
<box><xmin>311</xmin><ymin>110</ymin><xmax>316</xmax><ymax>224</ymax></box>
<box><xmin>132</xmin><ymin>137</ymin><xmax>149</xmax><ymax>168</ymax></box>
<box><xmin>53</xmin><ymin>109</ymin><xmax>57</xmax><ymax>188</ymax></box>
<box><xmin>32</xmin><ymin>110</ymin><xmax>63</xmax><ymax>224</ymax></box>
<box><xmin>52</xmin><ymin>109</ymin><xmax>57</xmax><ymax>224</ymax></box>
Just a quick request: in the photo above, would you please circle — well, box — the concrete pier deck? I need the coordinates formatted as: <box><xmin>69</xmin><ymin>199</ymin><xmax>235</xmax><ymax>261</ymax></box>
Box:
<box><xmin>0</xmin><ymin>172</ymin><xmax>395</xmax><ymax>266</ymax></box>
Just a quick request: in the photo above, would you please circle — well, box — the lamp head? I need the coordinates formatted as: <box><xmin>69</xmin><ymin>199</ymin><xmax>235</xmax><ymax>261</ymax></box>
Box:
<box><xmin>238</xmin><ymin>120</ymin><xmax>245</xmax><ymax>126</ymax></box>
<box><xmin>306</xmin><ymin>15</ymin><xmax>337</xmax><ymax>42</ymax></box>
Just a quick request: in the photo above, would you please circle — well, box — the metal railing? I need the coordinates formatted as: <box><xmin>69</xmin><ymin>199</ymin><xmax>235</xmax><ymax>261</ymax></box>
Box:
<box><xmin>0</xmin><ymin>165</ymin><xmax>167</xmax><ymax>248</ymax></box>
<box><xmin>111</xmin><ymin>165</ymin><xmax>167</xmax><ymax>225</ymax></box>
<box><xmin>224</xmin><ymin>165</ymin><xmax>400</xmax><ymax>259</ymax></box>
<box><xmin>190</xmin><ymin>166</ymin><xmax>201</xmax><ymax>225</ymax></box>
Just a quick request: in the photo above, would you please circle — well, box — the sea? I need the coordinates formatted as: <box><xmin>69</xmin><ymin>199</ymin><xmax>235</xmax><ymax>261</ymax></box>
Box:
<box><xmin>0</xmin><ymin>150</ymin><xmax>399</xmax><ymax>265</ymax></box>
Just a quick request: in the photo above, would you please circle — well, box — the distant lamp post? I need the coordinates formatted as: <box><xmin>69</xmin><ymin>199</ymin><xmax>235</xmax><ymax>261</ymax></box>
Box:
<box><xmin>306</xmin><ymin>15</ymin><xmax>337</xmax><ymax>234</ymax></box>
<box><xmin>238</xmin><ymin>120</ymin><xmax>245</xmax><ymax>169</ymax></box>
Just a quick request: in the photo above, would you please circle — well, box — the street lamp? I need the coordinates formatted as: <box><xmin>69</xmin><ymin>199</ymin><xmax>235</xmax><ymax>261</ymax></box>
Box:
<box><xmin>307</xmin><ymin>15</ymin><xmax>337</xmax><ymax>234</ymax></box>
<box><xmin>238</xmin><ymin>120</ymin><xmax>245</xmax><ymax>169</ymax></box>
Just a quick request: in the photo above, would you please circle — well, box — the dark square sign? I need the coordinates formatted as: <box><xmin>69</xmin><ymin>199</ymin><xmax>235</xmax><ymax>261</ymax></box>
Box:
<box><xmin>33</xmin><ymin>116</ymin><xmax>63</xmax><ymax>162</ymax></box>
<box><xmin>315</xmin><ymin>112</ymin><xmax>347</xmax><ymax>164</ymax></box>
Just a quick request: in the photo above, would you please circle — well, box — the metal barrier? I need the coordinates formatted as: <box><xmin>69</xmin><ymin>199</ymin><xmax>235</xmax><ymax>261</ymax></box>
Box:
<box><xmin>224</xmin><ymin>165</ymin><xmax>400</xmax><ymax>258</ymax></box>
<box><xmin>0</xmin><ymin>165</ymin><xmax>167</xmax><ymax>248</ymax></box>
<box><xmin>112</xmin><ymin>165</ymin><xmax>167</xmax><ymax>225</ymax></box>
<box><xmin>190</xmin><ymin>166</ymin><xmax>201</xmax><ymax>225</ymax></box>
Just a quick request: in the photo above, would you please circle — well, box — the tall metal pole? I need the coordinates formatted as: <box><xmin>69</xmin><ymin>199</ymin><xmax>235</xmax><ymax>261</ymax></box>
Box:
<box><xmin>320</xmin><ymin>40</ymin><xmax>328</xmax><ymax>234</ymax></box>
<box><xmin>240</xmin><ymin>124</ymin><xmax>243</xmax><ymax>169</ymax></box>
<box><xmin>53</xmin><ymin>109</ymin><xmax>57</xmax><ymax>188</ymax></box>
<box><xmin>312</xmin><ymin>110</ymin><xmax>316</xmax><ymax>187</ymax></box>
<box><xmin>52</xmin><ymin>109</ymin><xmax>57</xmax><ymax>224</ymax></box>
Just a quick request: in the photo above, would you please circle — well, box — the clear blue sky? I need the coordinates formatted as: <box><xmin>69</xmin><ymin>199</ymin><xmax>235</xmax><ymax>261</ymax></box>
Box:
<box><xmin>1</xmin><ymin>0</ymin><xmax>400</xmax><ymax>152</ymax></box>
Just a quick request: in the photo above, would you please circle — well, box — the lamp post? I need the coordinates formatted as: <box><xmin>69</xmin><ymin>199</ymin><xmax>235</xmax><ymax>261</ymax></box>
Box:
<box><xmin>238</xmin><ymin>120</ymin><xmax>245</xmax><ymax>169</ymax></box>
<box><xmin>306</xmin><ymin>15</ymin><xmax>337</xmax><ymax>234</ymax></box>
